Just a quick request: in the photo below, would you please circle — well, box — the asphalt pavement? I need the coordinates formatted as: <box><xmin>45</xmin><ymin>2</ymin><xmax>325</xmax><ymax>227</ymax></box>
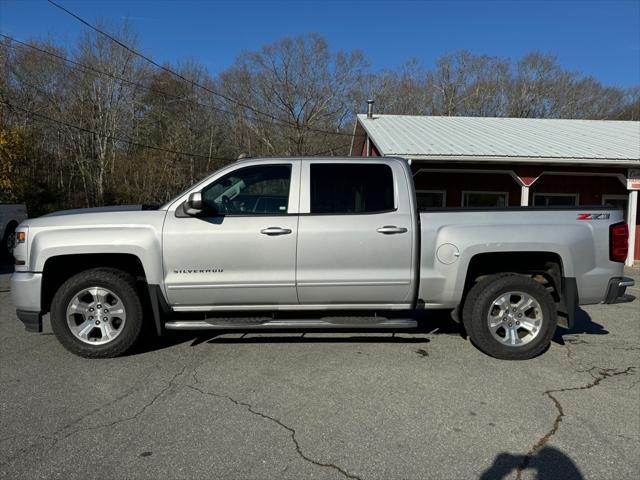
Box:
<box><xmin>1</xmin><ymin>266</ymin><xmax>638</xmax><ymax>479</ymax></box>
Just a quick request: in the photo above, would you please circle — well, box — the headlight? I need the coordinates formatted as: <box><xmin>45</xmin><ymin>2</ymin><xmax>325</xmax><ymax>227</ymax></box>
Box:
<box><xmin>13</xmin><ymin>228</ymin><xmax>28</xmax><ymax>268</ymax></box>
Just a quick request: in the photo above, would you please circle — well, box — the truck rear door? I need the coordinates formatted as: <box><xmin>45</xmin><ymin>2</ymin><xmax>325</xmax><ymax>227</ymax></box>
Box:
<box><xmin>296</xmin><ymin>159</ymin><xmax>415</xmax><ymax>307</ymax></box>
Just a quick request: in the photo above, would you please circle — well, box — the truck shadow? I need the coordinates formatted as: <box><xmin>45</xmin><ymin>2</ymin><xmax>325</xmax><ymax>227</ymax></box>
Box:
<box><xmin>134</xmin><ymin>308</ymin><xmax>606</xmax><ymax>354</ymax></box>
<box><xmin>189</xmin><ymin>309</ymin><xmax>465</xmax><ymax>347</ymax></box>
<box><xmin>133</xmin><ymin>310</ymin><xmax>463</xmax><ymax>354</ymax></box>
<box><xmin>135</xmin><ymin>329</ymin><xmax>435</xmax><ymax>353</ymax></box>
<box><xmin>553</xmin><ymin>307</ymin><xmax>608</xmax><ymax>345</ymax></box>
<box><xmin>195</xmin><ymin>332</ymin><xmax>432</xmax><ymax>346</ymax></box>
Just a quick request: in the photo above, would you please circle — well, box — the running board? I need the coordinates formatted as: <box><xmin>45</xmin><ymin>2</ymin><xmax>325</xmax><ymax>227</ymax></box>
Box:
<box><xmin>164</xmin><ymin>318</ymin><xmax>417</xmax><ymax>330</ymax></box>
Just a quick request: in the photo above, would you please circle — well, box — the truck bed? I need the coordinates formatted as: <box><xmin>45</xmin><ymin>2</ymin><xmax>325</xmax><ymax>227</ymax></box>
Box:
<box><xmin>417</xmin><ymin>206</ymin><xmax>625</xmax><ymax>308</ymax></box>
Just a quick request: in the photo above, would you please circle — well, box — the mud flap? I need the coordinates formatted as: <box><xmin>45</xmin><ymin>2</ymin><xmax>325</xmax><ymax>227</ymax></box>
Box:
<box><xmin>557</xmin><ymin>277</ymin><xmax>578</xmax><ymax>329</ymax></box>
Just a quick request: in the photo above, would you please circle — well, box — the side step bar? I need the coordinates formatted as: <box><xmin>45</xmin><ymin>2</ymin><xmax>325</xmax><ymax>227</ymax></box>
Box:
<box><xmin>164</xmin><ymin>318</ymin><xmax>417</xmax><ymax>330</ymax></box>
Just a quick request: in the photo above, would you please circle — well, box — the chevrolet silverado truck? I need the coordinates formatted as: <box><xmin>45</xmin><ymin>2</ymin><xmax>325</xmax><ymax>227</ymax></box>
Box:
<box><xmin>1</xmin><ymin>203</ymin><xmax>27</xmax><ymax>258</ymax></box>
<box><xmin>10</xmin><ymin>157</ymin><xmax>635</xmax><ymax>359</ymax></box>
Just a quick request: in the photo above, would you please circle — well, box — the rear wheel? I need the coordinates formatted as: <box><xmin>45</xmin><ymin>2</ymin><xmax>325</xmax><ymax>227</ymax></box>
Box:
<box><xmin>462</xmin><ymin>274</ymin><xmax>557</xmax><ymax>360</ymax></box>
<box><xmin>50</xmin><ymin>268</ymin><xmax>144</xmax><ymax>358</ymax></box>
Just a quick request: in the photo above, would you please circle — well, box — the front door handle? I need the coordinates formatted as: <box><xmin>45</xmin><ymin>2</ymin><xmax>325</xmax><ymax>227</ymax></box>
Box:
<box><xmin>377</xmin><ymin>226</ymin><xmax>408</xmax><ymax>234</ymax></box>
<box><xmin>261</xmin><ymin>227</ymin><xmax>292</xmax><ymax>236</ymax></box>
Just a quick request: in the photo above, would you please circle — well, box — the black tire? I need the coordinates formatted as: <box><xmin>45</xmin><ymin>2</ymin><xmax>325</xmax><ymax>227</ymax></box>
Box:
<box><xmin>462</xmin><ymin>274</ymin><xmax>557</xmax><ymax>360</ymax></box>
<box><xmin>1</xmin><ymin>221</ymin><xmax>17</xmax><ymax>259</ymax></box>
<box><xmin>50</xmin><ymin>268</ymin><xmax>144</xmax><ymax>358</ymax></box>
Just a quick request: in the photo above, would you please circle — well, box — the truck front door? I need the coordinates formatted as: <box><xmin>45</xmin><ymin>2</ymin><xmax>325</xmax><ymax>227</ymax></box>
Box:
<box><xmin>162</xmin><ymin>161</ymin><xmax>300</xmax><ymax>308</ymax></box>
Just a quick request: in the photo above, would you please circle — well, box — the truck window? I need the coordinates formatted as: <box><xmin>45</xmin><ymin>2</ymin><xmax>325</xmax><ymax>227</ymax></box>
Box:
<box><xmin>310</xmin><ymin>164</ymin><xmax>394</xmax><ymax>214</ymax></box>
<box><xmin>202</xmin><ymin>164</ymin><xmax>291</xmax><ymax>215</ymax></box>
<box><xmin>417</xmin><ymin>190</ymin><xmax>446</xmax><ymax>208</ymax></box>
<box><xmin>462</xmin><ymin>191</ymin><xmax>508</xmax><ymax>207</ymax></box>
<box><xmin>533</xmin><ymin>193</ymin><xmax>579</xmax><ymax>207</ymax></box>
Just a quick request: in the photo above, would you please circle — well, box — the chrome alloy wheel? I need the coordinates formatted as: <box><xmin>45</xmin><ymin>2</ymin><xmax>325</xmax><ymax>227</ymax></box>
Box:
<box><xmin>486</xmin><ymin>291</ymin><xmax>543</xmax><ymax>347</ymax></box>
<box><xmin>66</xmin><ymin>287</ymin><xmax>127</xmax><ymax>345</ymax></box>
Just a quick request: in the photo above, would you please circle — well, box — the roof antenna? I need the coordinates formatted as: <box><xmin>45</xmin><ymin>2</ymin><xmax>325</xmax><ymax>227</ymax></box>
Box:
<box><xmin>367</xmin><ymin>99</ymin><xmax>374</xmax><ymax>119</ymax></box>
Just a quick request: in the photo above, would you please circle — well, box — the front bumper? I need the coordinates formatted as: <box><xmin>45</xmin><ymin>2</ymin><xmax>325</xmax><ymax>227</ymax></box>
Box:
<box><xmin>11</xmin><ymin>272</ymin><xmax>43</xmax><ymax>332</ymax></box>
<box><xmin>604</xmin><ymin>277</ymin><xmax>635</xmax><ymax>304</ymax></box>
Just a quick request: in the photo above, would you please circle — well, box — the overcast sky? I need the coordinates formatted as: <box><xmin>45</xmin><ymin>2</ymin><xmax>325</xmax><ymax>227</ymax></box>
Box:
<box><xmin>2</xmin><ymin>0</ymin><xmax>639</xmax><ymax>87</ymax></box>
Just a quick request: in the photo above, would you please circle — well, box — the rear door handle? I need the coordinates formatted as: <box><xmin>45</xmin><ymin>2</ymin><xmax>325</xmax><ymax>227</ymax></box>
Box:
<box><xmin>261</xmin><ymin>227</ymin><xmax>292</xmax><ymax>236</ymax></box>
<box><xmin>377</xmin><ymin>226</ymin><xmax>408</xmax><ymax>234</ymax></box>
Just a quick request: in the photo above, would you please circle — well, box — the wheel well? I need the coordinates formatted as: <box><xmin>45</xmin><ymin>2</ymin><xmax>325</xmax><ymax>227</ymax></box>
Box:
<box><xmin>41</xmin><ymin>254</ymin><xmax>147</xmax><ymax>314</ymax></box>
<box><xmin>463</xmin><ymin>252</ymin><xmax>564</xmax><ymax>303</ymax></box>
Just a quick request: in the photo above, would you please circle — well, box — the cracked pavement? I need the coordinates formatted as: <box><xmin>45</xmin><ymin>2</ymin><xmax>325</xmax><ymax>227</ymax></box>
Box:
<box><xmin>0</xmin><ymin>268</ymin><xmax>638</xmax><ymax>479</ymax></box>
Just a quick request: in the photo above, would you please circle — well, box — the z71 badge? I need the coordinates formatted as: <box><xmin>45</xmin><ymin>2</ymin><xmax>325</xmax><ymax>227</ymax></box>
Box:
<box><xmin>577</xmin><ymin>213</ymin><xmax>610</xmax><ymax>220</ymax></box>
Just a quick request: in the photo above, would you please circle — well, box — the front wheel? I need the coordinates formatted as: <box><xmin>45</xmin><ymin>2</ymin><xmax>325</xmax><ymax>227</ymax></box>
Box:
<box><xmin>50</xmin><ymin>268</ymin><xmax>144</xmax><ymax>358</ymax></box>
<box><xmin>462</xmin><ymin>274</ymin><xmax>557</xmax><ymax>360</ymax></box>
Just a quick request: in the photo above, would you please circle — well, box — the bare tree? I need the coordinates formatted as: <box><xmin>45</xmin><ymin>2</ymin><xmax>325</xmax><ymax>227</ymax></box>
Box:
<box><xmin>219</xmin><ymin>34</ymin><xmax>367</xmax><ymax>156</ymax></box>
<box><xmin>1</xmin><ymin>28</ymin><xmax>637</xmax><ymax>214</ymax></box>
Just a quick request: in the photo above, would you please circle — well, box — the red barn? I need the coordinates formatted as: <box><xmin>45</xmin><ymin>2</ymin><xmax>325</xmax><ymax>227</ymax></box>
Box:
<box><xmin>350</xmin><ymin>105</ymin><xmax>640</xmax><ymax>266</ymax></box>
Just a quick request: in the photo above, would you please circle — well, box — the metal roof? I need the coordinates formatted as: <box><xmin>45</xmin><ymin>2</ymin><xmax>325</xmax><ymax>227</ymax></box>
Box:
<box><xmin>354</xmin><ymin>114</ymin><xmax>640</xmax><ymax>165</ymax></box>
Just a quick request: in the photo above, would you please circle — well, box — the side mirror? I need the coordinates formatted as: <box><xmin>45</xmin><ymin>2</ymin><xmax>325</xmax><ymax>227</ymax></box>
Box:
<box><xmin>185</xmin><ymin>192</ymin><xmax>203</xmax><ymax>216</ymax></box>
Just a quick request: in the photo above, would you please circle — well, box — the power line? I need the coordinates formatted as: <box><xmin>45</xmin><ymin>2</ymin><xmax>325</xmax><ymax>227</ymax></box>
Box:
<box><xmin>2</xmin><ymin>32</ymin><xmax>361</xmax><ymax>140</ymax></box>
<box><xmin>0</xmin><ymin>35</ymin><xmax>352</xmax><ymax>160</ymax></box>
<box><xmin>308</xmin><ymin>143</ymin><xmax>352</xmax><ymax>157</ymax></box>
<box><xmin>0</xmin><ymin>36</ymin><xmax>351</xmax><ymax>160</ymax></box>
<box><xmin>1</xmin><ymin>33</ymin><xmax>354</xmax><ymax>153</ymax></box>
<box><xmin>0</xmin><ymin>33</ymin><xmax>359</xmax><ymax>140</ymax></box>
<box><xmin>2</xmin><ymin>99</ymin><xmax>349</xmax><ymax>159</ymax></box>
<box><xmin>46</xmin><ymin>0</ymin><xmax>360</xmax><ymax>139</ymax></box>
<box><xmin>1</xmin><ymin>35</ymin><xmax>354</xmax><ymax>145</ymax></box>
<box><xmin>2</xmin><ymin>100</ymin><xmax>232</xmax><ymax>161</ymax></box>
<box><xmin>0</xmin><ymin>33</ymin><xmax>237</xmax><ymax>121</ymax></box>
<box><xmin>1</xmin><ymin>33</ymin><xmax>355</xmax><ymax>158</ymax></box>
<box><xmin>1</xmin><ymin>33</ymin><xmax>346</xmax><ymax>136</ymax></box>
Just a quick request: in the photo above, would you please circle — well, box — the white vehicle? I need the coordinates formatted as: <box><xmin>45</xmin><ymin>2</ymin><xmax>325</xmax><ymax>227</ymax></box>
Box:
<box><xmin>0</xmin><ymin>203</ymin><xmax>27</xmax><ymax>257</ymax></box>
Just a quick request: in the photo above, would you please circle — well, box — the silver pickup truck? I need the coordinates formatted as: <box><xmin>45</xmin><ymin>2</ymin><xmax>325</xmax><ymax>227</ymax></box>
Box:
<box><xmin>10</xmin><ymin>157</ymin><xmax>634</xmax><ymax>360</ymax></box>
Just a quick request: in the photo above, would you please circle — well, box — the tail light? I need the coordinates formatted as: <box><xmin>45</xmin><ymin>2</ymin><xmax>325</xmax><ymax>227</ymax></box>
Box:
<box><xmin>609</xmin><ymin>222</ymin><xmax>629</xmax><ymax>263</ymax></box>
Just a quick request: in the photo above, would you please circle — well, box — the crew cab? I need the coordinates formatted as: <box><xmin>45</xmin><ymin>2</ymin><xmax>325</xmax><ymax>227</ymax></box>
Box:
<box><xmin>10</xmin><ymin>157</ymin><xmax>635</xmax><ymax>359</ymax></box>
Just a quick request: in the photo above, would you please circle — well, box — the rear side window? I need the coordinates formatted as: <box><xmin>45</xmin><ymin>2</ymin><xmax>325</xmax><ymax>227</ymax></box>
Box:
<box><xmin>310</xmin><ymin>164</ymin><xmax>394</xmax><ymax>214</ymax></box>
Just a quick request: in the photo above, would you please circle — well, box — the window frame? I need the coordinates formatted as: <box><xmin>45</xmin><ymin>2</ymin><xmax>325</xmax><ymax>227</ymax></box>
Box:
<box><xmin>416</xmin><ymin>189</ymin><xmax>447</xmax><ymax>208</ymax></box>
<box><xmin>304</xmin><ymin>161</ymin><xmax>398</xmax><ymax>216</ymax></box>
<box><xmin>601</xmin><ymin>194</ymin><xmax>628</xmax><ymax>206</ymax></box>
<box><xmin>461</xmin><ymin>190</ymin><xmax>509</xmax><ymax>208</ymax></box>
<box><xmin>186</xmin><ymin>162</ymin><xmax>298</xmax><ymax>218</ymax></box>
<box><xmin>532</xmin><ymin>193</ymin><xmax>580</xmax><ymax>207</ymax></box>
